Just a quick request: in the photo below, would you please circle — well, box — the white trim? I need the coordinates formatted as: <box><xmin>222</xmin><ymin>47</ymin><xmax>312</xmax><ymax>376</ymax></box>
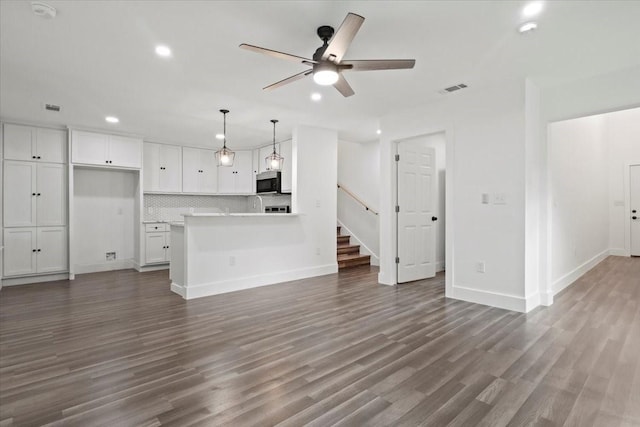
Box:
<box><xmin>609</xmin><ymin>248</ymin><xmax>628</xmax><ymax>257</ymax></box>
<box><xmin>136</xmin><ymin>263</ymin><xmax>169</xmax><ymax>272</ymax></box>
<box><xmin>552</xmin><ymin>249</ymin><xmax>609</xmax><ymax>295</ymax></box>
<box><xmin>173</xmin><ymin>263</ymin><xmax>338</xmax><ymax>300</ymax></box>
<box><xmin>73</xmin><ymin>259</ymin><xmax>135</xmax><ymax>275</ymax></box>
<box><xmin>336</xmin><ymin>219</ymin><xmax>379</xmax><ymax>265</ymax></box>
<box><xmin>539</xmin><ymin>291</ymin><xmax>554</xmax><ymax>306</ymax></box>
<box><xmin>1</xmin><ymin>273</ymin><xmax>69</xmax><ymax>286</ymax></box>
<box><xmin>450</xmin><ymin>284</ymin><xmax>531</xmax><ymax>313</ymax></box>
<box><xmin>436</xmin><ymin>260</ymin><xmax>445</xmax><ymax>273</ymax></box>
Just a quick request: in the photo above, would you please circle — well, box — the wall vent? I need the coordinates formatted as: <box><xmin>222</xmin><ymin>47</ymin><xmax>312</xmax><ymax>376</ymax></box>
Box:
<box><xmin>438</xmin><ymin>83</ymin><xmax>468</xmax><ymax>95</ymax></box>
<box><xmin>44</xmin><ymin>103</ymin><xmax>61</xmax><ymax>112</ymax></box>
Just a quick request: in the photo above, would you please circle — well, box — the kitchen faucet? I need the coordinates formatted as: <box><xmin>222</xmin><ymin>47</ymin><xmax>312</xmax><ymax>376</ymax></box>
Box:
<box><xmin>254</xmin><ymin>195</ymin><xmax>264</xmax><ymax>213</ymax></box>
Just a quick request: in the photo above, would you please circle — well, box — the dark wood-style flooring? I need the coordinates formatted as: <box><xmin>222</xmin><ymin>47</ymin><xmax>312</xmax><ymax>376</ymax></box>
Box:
<box><xmin>1</xmin><ymin>256</ymin><xmax>639</xmax><ymax>426</ymax></box>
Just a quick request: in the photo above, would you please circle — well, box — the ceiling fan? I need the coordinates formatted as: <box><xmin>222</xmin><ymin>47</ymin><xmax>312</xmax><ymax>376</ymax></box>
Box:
<box><xmin>240</xmin><ymin>12</ymin><xmax>416</xmax><ymax>97</ymax></box>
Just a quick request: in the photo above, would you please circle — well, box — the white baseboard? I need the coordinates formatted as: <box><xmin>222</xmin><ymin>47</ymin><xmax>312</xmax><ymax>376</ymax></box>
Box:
<box><xmin>337</xmin><ymin>220</ymin><xmax>379</xmax><ymax>266</ymax></box>
<box><xmin>137</xmin><ymin>263</ymin><xmax>169</xmax><ymax>273</ymax></box>
<box><xmin>450</xmin><ymin>284</ymin><xmax>531</xmax><ymax>313</ymax></box>
<box><xmin>73</xmin><ymin>259</ymin><xmax>135</xmax><ymax>275</ymax></box>
<box><xmin>1</xmin><ymin>273</ymin><xmax>69</xmax><ymax>287</ymax></box>
<box><xmin>539</xmin><ymin>291</ymin><xmax>554</xmax><ymax>306</ymax></box>
<box><xmin>609</xmin><ymin>248</ymin><xmax>628</xmax><ymax>257</ymax></box>
<box><xmin>173</xmin><ymin>263</ymin><xmax>338</xmax><ymax>300</ymax></box>
<box><xmin>552</xmin><ymin>249</ymin><xmax>610</xmax><ymax>295</ymax></box>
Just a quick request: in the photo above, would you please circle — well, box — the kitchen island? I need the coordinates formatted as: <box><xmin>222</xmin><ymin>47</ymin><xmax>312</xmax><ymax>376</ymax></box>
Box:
<box><xmin>169</xmin><ymin>212</ymin><xmax>338</xmax><ymax>299</ymax></box>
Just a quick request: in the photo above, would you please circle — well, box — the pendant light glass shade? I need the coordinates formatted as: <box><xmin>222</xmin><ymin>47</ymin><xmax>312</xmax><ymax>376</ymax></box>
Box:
<box><xmin>215</xmin><ymin>109</ymin><xmax>235</xmax><ymax>167</ymax></box>
<box><xmin>265</xmin><ymin>119</ymin><xmax>284</xmax><ymax>171</ymax></box>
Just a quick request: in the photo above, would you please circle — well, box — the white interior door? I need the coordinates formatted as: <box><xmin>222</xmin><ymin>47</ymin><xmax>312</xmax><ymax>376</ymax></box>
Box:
<box><xmin>397</xmin><ymin>141</ymin><xmax>437</xmax><ymax>283</ymax></box>
<box><xmin>631</xmin><ymin>165</ymin><xmax>640</xmax><ymax>256</ymax></box>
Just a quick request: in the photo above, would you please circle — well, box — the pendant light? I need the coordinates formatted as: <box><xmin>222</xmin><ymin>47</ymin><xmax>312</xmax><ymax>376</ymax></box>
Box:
<box><xmin>265</xmin><ymin>119</ymin><xmax>284</xmax><ymax>171</ymax></box>
<box><xmin>215</xmin><ymin>109</ymin><xmax>235</xmax><ymax>167</ymax></box>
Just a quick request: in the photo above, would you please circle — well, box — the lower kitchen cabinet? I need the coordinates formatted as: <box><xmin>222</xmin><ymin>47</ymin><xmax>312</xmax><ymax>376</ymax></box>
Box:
<box><xmin>3</xmin><ymin>227</ymin><xmax>67</xmax><ymax>277</ymax></box>
<box><xmin>144</xmin><ymin>223</ymin><xmax>171</xmax><ymax>264</ymax></box>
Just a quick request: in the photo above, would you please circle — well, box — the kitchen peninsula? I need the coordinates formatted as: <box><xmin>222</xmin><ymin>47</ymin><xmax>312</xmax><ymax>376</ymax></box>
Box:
<box><xmin>169</xmin><ymin>126</ymin><xmax>339</xmax><ymax>299</ymax></box>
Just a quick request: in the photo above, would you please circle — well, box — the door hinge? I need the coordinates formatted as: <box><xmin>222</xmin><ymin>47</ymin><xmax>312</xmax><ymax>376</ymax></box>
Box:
<box><xmin>395</xmin><ymin>257</ymin><xmax>400</xmax><ymax>264</ymax></box>
<box><xmin>395</xmin><ymin>205</ymin><xmax>400</xmax><ymax>213</ymax></box>
<box><xmin>395</xmin><ymin>154</ymin><xmax>400</xmax><ymax>161</ymax></box>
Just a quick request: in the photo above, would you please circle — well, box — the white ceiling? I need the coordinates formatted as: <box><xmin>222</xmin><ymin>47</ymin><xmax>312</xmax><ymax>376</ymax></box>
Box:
<box><xmin>1</xmin><ymin>0</ymin><xmax>639</xmax><ymax>149</ymax></box>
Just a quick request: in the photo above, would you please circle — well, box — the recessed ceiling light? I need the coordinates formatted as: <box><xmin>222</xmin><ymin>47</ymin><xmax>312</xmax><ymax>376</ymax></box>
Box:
<box><xmin>519</xmin><ymin>22</ymin><xmax>538</xmax><ymax>33</ymax></box>
<box><xmin>215</xmin><ymin>133</ymin><xmax>225</xmax><ymax>140</ymax></box>
<box><xmin>105</xmin><ymin>116</ymin><xmax>119</xmax><ymax>123</ymax></box>
<box><xmin>311</xmin><ymin>92</ymin><xmax>322</xmax><ymax>101</ymax></box>
<box><xmin>376</xmin><ymin>129</ymin><xmax>382</xmax><ymax>135</ymax></box>
<box><xmin>155</xmin><ymin>45</ymin><xmax>172</xmax><ymax>58</ymax></box>
<box><xmin>522</xmin><ymin>2</ymin><xmax>543</xmax><ymax>18</ymax></box>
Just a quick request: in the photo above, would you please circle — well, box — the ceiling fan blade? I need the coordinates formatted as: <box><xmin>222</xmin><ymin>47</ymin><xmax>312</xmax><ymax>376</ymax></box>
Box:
<box><xmin>341</xmin><ymin>59</ymin><xmax>416</xmax><ymax>71</ymax></box>
<box><xmin>322</xmin><ymin>13</ymin><xmax>365</xmax><ymax>63</ymax></box>
<box><xmin>240</xmin><ymin>43</ymin><xmax>316</xmax><ymax>64</ymax></box>
<box><xmin>263</xmin><ymin>69</ymin><xmax>313</xmax><ymax>91</ymax></box>
<box><xmin>333</xmin><ymin>74</ymin><xmax>355</xmax><ymax>97</ymax></box>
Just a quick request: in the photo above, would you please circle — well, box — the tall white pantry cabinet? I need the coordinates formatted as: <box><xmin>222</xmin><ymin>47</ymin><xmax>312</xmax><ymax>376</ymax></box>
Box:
<box><xmin>2</xmin><ymin>123</ymin><xmax>68</xmax><ymax>277</ymax></box>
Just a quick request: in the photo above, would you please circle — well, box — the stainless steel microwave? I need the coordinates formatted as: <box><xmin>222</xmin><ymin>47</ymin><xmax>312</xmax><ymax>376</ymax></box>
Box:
<box><xmin>256</xmin><ymin>170</ymin><xmax>281</xmax><ymax>193</ymax></box>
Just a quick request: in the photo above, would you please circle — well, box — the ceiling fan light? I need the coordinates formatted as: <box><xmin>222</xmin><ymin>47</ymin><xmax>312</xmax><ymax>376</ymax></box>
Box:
<box><xmin>313</xmin><ymin>69</ymin><xmax>339</xmax><ymax>86</ymax></box>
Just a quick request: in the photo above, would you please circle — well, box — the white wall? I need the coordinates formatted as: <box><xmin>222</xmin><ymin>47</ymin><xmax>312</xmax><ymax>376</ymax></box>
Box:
<box><xmin>398</xmin><ymin>133</ymin><xmax>447</xmax><ymax>271</ymax></box>
<box><xmin>606</xmin><ymin>107</ymin><xmax>640</xmax><ymax>254</ymax></box>
<box><xmin>337</xmin><ymin>139</ymin><xmax>380</xmax><ymax>260</ymax></box>
<box><xmin>73</xmin><ymin>168</ymin><xmax>136</xmax><ymax>273</ymax></box>
<box><xmin>380</xmin><ymin>79</ymin><xmax>530</xmax><ymax>312</ymax></box>
<box><xmin>548</xmin><ymin>115</ymin><xmax>609</xmax><ymax>292</ymax></box>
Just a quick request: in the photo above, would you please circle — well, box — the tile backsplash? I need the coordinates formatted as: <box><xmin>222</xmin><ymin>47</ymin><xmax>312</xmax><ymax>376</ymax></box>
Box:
<box><xmin>143</xmin><ymin>194</ymin><xmax>292</xmax><ymax>221</ymax></box>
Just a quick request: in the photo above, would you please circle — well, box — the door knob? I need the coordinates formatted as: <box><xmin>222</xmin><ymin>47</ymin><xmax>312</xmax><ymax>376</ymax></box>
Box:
<box><xmin>432</xmin><ymin>216</ymin><xmax>438</xmax><ymax>221</ymax></box>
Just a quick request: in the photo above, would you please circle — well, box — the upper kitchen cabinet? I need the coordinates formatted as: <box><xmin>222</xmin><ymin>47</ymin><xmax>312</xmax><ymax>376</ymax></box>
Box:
<box><xmin>3</xmin><ymin>123</ymin><xmax>67</xmax><ymax>163</ymax></box>
<box><xmin>182</xmin><ymin>147</ymin><xmax>217</xmax><ymax>193</ymax></box>
<box><xmin>71</xmin><ymin>130</ymin><xmax>142</xmax><ymax>169</ymax></box>
<box><xmin>143</xmin><ymin>142</ymin><xmax>182</xmax><ymax>192</ymax></box>
<box><xmin>217</xmin><ymin>150</ymin><xmax>253</xmax><ymax>194</ymax></box>
<box><xmin>280</xmin><ymin>139</ymin><xmax>292</xmax><ymax>193</ymax></box>
<box><xmin>3</xmin><ymin>161</ymin><xmax>66</xmax><ymax>227</ymax></box>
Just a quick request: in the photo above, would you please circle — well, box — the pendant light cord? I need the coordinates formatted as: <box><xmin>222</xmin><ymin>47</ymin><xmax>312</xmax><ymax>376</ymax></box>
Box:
<box><xmin>271</xmin><ymin>119</ymin><xmax>278</xmax><ymax>154</ymax></box>
<box><xmin>220</xmin><ymin>109</ymin><xmax>229</xmax><ymax>149</ymax></box>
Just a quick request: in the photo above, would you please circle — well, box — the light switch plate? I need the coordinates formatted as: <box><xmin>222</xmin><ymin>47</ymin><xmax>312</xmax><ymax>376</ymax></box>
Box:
<box><xmin>493</xmin><ymin>193</ymin><xmax>507</xmax><ymax>205</ymax></box>
<box><xmin>481</xmin><ymin>193</ymin><xmax>490</xmax><ymax>204</ymax></box>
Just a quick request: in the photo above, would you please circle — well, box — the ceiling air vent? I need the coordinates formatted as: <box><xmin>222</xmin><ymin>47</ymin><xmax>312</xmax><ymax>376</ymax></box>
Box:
<box><xmin>438</xmin><ymin>83</ymin><xmax>468</xmax><ymax>95</ymax></box>
<box><xmin>44</xmin><ymin>103</ymin><xmax>61</xmax><ymax>112</ymax></box>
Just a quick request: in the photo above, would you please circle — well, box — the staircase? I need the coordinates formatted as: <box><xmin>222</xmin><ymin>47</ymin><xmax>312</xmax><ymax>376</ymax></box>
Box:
<box><xmin>337</xmin><ymin>226</ymin><xmax>371</xmax><ymax>269</ymax></box>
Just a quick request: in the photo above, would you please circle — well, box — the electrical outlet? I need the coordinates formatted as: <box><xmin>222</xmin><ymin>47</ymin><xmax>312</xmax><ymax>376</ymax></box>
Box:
<box><xmin>481</xmin><ymin>193</ymin><xmax>490</xmax><ymax>204</ymax></box>
<box><xmin>106</xmin><ymin>252</ymin><xmax>116</xmax><ymax>261</ymax></box>
<box><xmin>476</xmin><ymin>261</ymin><xmax>485</xmax><ymax>273</ymax></box>
<box><xmin>229</xmin><ymin>256</ymin><xmax>235</xmax><ymax>266</ymax></box>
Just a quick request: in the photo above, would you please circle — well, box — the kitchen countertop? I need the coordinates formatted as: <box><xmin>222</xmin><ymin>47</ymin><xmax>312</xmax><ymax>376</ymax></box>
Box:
<box><xmin>181</xmin><ymin>212</ymin><xmax>299</xmax><ymax>217</ymax></box>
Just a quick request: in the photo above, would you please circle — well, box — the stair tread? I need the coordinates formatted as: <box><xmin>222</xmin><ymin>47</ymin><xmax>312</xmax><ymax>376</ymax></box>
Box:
<box><xmin>337</xmin><ymin>253</ymin><xmax>370</xmax><ymax>261</ymax></box>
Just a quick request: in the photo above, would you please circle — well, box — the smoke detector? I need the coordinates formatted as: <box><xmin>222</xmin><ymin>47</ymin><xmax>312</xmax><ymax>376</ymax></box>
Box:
<box><xmin>31</xmin><ymin>2</ymin><xmax>57</xmax><ymax>19</ymax></box>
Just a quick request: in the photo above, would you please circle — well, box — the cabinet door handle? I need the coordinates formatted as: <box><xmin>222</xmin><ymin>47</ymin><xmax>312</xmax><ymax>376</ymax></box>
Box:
<box><xmin>32</xmin><ymin>156</ymin><xmax>37</xmax><ymax>159</ymax></box>
<box><xmin>37</xmin><ymin>193</ymin><xmax>41</xmax><ymax>196</ymax></box>
<box><xmin>32</xmin><ymin>193</ymin><xmax>36</xmax><ymax>196</ymax></box>
<box><xmin>37</xmin><ymin>156</ymin><xmax>41</xmax><ymax>159</ymax></box>
<box><xmin>37</xmin><ymin>249</ymin><xmax>41</xmax><ymax>252</ymax></box>
<box><xmin>106</xmin><ymin>160</ymin><xmax>109</xmax><ymax>164</ymax></box>
<box><xmin>32</xmin><ymin>249</ymin><xmax>36</xmax><ymax>252</ymax></box>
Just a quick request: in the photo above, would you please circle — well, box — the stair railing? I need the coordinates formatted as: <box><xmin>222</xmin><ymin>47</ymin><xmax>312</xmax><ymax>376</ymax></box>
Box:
<box><xmin>337</xmin><ymin>184</ymin><xmax>379</xmax><ymax>216</ymax></box>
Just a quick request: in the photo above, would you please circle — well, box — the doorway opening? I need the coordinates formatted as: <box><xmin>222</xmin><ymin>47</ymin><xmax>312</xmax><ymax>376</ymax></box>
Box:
<box><xmin>395</xmin><ymin>132</ymin><xmax>446</xmax><ymax>284</ymax></box>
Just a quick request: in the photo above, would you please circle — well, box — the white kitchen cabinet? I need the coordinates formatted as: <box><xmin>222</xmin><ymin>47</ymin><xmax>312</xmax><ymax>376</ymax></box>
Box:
<box><xmin>4</xmin><ymin>161</ymin><xmax>66</xmax><ymax>227</ymax></box>
<box><xmin>182</xmin><ymin>147</ymin><xmax>217</xmax><ymax>193</ymax></box>
<box><xmin>280</xmin><ymin>139</ymin><xmax>292</xmax><ymax>193</ymax></box>
<box><xmin>3</xmin><ymin>124</ymin><xmax>66</xmax><ymax>164</ymax></box>
<box><xmin>251</xmin><ymin>149</ymin><xmax>259</xmax><ymax>193</ymax></box>
<box><xmin>3</xmin><ymin>227</ymin><xmax>67</xmax><ymax>276</ymax></box>
<box><xmin>217</xmin><ymin>150</ymin><xmax>253</xmax><ymax>194</ymax></box>
<box><xmin>143</xmin><ymin>142</ymin><xmax>182</xmax><ymax>192</ymax></box>
<box><xmin>71</xmin><ymin>130</ymin><xmax>142</xmax><ymax>168</ymax></box>
<box><xmin>144</xmin><ymin>223</ymin><xmax>171</xmax><ymax>264</ymax></box>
